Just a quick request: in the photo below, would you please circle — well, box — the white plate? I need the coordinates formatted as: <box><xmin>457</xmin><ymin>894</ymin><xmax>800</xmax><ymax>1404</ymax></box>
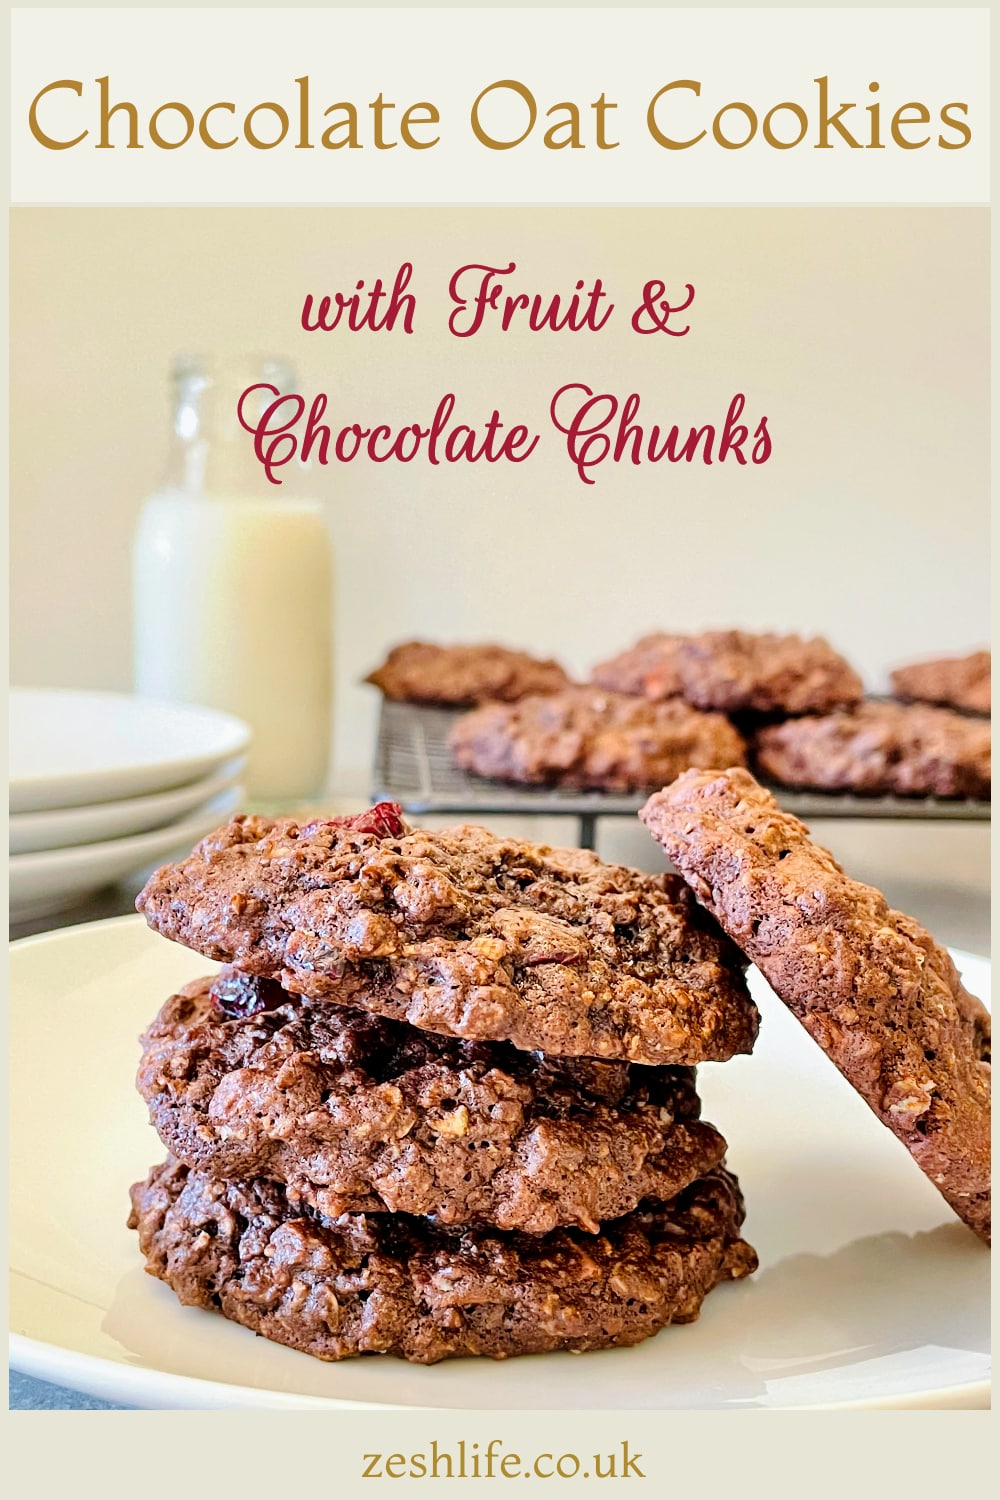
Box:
<box><xmin>8</xmin><ymin>790</ymin><xmax>242</xmax><ymax>922</ymax></box>
<box><xmin>9</xmin><ymin>759</ymin><xmax>246</xmax><ymax>855</ymax></box>
<box><xmin>9</xmin><ymin>689</ymin><xmax>251</xmax><ymax>813</ymax></box>
<box><xmin>8</xmin><ymin>917</ymin><xmax>989</xmax><ymax>1410</ymax></box>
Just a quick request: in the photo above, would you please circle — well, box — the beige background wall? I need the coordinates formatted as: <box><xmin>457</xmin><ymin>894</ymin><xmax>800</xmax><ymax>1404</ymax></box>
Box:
<box><xmin>10</xmin><ymin>207</ymin><xmax>988</xmax><ymax>782</ymax></box>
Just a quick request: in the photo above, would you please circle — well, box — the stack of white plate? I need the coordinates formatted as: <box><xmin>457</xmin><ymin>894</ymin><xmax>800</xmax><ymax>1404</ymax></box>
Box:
<box><xmin>9</xmin><ymin>689</ymin><xmax>251</xmax><ymax>923</ymax></box>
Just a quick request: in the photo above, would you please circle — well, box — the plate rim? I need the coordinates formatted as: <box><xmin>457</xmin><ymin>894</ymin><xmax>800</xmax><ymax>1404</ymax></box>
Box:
<box><xmin>8</xmin><ymin>795</ymin><xmax>242</xmax><ymax>923</ymax></box>
<box><xmin>9</xmin><ymin>688</ymin><xmax>251</xmax><ymax>813</ymax></box>
<box><xmin>8</xmin><ymin>1328</ymin><xmax>988</xmax><ymax>1412</ymax></box>
<box><xmin>8</xmin><ymin>917</ymin><xmax>992</xmax><ymax>1412</ymax></box>
<box><xmin>9</xmin><ymin>757</ymin><xmax>246</xmax><ymax>853</ymax></box>
<box><xmin>7</xmin><ymin>1332</ymin><xmax>406</xmax><ymax>1411</ymax></box>
<box><xmin>9</xmin><ymin>789</ymin><xmax>243</xmax><ymax>875</ymax></box>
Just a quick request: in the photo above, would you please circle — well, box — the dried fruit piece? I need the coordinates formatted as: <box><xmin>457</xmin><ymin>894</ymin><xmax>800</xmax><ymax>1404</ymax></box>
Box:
<box><xmin>210</xmin><ymin>971</ymin><xmax>288</xmax><ymax>1020</ymax></box>
<box><xmin>301</xmin><ymin>802</ymin><xmax>408</xmax><ymax>840</ymax></box>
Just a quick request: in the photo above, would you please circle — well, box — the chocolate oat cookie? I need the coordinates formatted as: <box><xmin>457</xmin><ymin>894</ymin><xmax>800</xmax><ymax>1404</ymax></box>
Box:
<box><xmin>129</xmin><ymin>1158</ymin><xmax>757</xmax><ymax>1363</ymax></box>
<box><xmin>139</xmin><ymin>974</ymin><xmax>727</xmax><ymax>1234</ymax></box>
<box><xmin>447</xmin><ymin>687</ymin><xmax>746</xmax><ymax>793</ymax></box>
<box><xmin>753</xmin><ymin>701</ymin><xmax>991</xmax><ymax>800</ymax></box>
<box><xmin>366</xmin><ymin>640</ymin><xmax>570</xmax><ymax>705</ymax></box>
<box><xmin>592</xmin><ymin>634</ymin><xmax>687</xmax><ymax>701</ymax></box>
<box><xmin>640</xmin><ymin>768</ymin><xmax>992</xmax><ymax>1241</ymax></box>
<box><xmin>890</xmin><ymin>649</ymin><xmax>990</xmax><ymax>717</ymax></box>
<box><xmin>136</xmin><ymin>812</ymin><xmax>759</xmax><ymax>1066</ymax></box>
<box><xmin>674</xmin><ymin>630</ymin><xmax>863</xmax><ymax>717</ymax></box>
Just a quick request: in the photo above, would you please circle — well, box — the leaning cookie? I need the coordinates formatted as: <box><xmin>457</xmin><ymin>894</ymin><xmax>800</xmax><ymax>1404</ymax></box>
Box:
<box><xmin>754</xmin><ymin>701</ymin><xmax>990</xmax><ymax>800</ymax></box>
<box><xmin>890</xmin><ymin>649</ymin><xmax>990</xmax><ymax>717</ymax></box>
<box><xmin>448</xmin><ymin>687</ymin><xmax>746</xmax><ymax>792</ymax></box>
<box><xmin>136</xmin><ymin>809</ymin><xmax>759</xmax><ymax>1067</ymax></box>
<box><xmin>675</xmin><ymin>630</ymin><xmax>862</xmax><ymax>717</ymax></box>
<box><xmin>129</xmin><ymin>1158</ymin><xmax>757</xmax><ymax>1364</ymax></box>
<box><xmin>139</xmin><ymin>973</ymin><xmax>727</xmax><ymax>1234</ymax></box>
<box><xmin>640</xmin><ymin>767</ymin><xmax>991</xmax><ymax>1241</ymax></box>
<box><xmin>366</xmin><ymin>640</ymin><xmax>570</xmax><ymax>705</ymax></box>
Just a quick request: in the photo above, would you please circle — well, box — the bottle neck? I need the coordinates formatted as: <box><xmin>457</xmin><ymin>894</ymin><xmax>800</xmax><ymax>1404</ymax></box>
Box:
<box><xmin>163</xmin><ymin>358</ymin><xmax>296</xmax><ymax>498</ymax></box>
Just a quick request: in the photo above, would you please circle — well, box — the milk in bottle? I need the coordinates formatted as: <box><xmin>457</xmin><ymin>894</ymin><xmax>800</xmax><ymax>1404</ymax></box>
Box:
<box><xmin>133</xmin><ymin>358</ymin><xmax>333</xmax><ymax>800</ymax></box>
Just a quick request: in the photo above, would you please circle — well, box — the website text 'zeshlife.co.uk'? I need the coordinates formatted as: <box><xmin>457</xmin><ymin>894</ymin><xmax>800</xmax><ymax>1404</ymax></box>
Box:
<box><xmin>360</xmin><ymin>1439</ymin><xmax>647</xmax><ymax>1481</ymax></box>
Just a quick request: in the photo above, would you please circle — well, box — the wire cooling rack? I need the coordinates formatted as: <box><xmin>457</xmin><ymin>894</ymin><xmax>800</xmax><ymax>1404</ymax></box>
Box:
<box><xmin>371</xmin><ymin>700</ymin><xmax>991</xmax><ymax>850</ymax></box>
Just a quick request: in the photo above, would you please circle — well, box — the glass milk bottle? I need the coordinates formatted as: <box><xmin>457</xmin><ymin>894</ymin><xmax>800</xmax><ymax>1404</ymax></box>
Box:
<box><xmin>133</xmin><ymin>357</ymin><xmax>333</xmax><ymax>801</ymax></box>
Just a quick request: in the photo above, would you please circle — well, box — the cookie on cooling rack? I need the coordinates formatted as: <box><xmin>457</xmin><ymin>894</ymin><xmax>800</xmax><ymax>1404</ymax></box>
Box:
<box><xmin>366</xmin><ymin>640</ymin><xmax>570</xmax><ymax>705</ymax></box>
<box><xmin>753</xmin><ymin>700</ymin><xmax>990</xmax><ymax>800</ymax></box>
<box><xmin>673</xmin><ymin>630</ymin><xmax>862</xmax><ymax>717</ymax></box>
<box><xmin>890</xmin><ymin>650</ymin><xmax>990</xmax><ymax>717</ymax></box>
<box><xmin>592</xmin><ymin>633</ymin><xmax>688</xmax><ymax>701</ymax></box>
<box><xmin>447</xmin><ymin>686</ymin><xmax>746</xmax><ymax>793</ymax></box>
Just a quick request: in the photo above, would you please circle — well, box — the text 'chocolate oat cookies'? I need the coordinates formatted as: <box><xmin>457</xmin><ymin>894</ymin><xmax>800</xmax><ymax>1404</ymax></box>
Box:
<box><xmin>129</xmin><ymin>1159</ymin><xmax>757</xmax><ymax>1365</ymax></box>
<box><xmin>448</xmin><ymin>686</ymin><xmax>746</xmax><ymax>793</ymax></box>
<box><xmin>674</xmin><ymin>630</ymin><xmax>863</xmax><ymax>717</ymax></box>
<box><xmin>136</xmin><ymin>810</ymin><xmax>759</xmax><ymax>1066</ymax></box>
<box><xmin>890</xmin><ymin>649</ymin><xmax>991</xmax><ymax>717</ymax></box>
<box><xmin>138</xmin><ymin>973</ymin><xmax>728</xmax><ymax>1234</ymax></box>
<box><xmin>365</xmin><ymin>640</ymin><xmax>571</xmax><ymax>706</ymax></box>
<box><xmin>640</xmin><ymin>767</ymin><xmax>991</xmax><ymax>1241</ymax></box>
<box><xmin>754</xmin><ymin>701</ymin><xmax>991</xmax><ymax>800</ymax></box>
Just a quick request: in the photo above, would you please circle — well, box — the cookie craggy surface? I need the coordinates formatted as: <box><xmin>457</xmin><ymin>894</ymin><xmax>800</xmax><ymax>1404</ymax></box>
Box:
<box><xmin>136</xmin><ymin>815</ymin><xmax>759</xmax><ymax>1067</ymax></box>
<box><xmin>139</xmin><ymin>974</ymin><xmax>727</xmax><ymax>1234</ymax></box>
<box><xmin>448</xmin><ymin>687</ymin><xmax>746</xmax><ymax>792</ymax></box>
<box><xmin>129</xmin><ymin>1158</ymin><xmax>757</xmax><ymax>1364</ymax></box>
<box><xmin>754</xmin><ymin>701</ymin><xmax>990</xmax><ymax>800</ymax></box>
<box><xmin>675</xmin><ymin>630</ymin><xmax>862</xmax><ymax>717</ymax></box>
<box><xmin>592</xmin><ymin>634</ymin><xmax>688</xmax><ymax>702</ymax></box>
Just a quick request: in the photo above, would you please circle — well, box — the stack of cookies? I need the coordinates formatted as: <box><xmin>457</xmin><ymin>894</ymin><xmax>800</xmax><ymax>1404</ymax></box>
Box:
<box><xmin>128</xmin><ymin>803</ymin><xmax>760</xmax><ymax>1364</ymax></box>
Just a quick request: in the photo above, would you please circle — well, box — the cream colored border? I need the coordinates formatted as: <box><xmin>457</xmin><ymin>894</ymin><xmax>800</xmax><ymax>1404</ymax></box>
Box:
<box><xmin>8</xmin><ymin>5</ymin><xmax>991</xmax><ymax>205</ymax></box>
<box><xmin>2</xmin><ymin>4</ymin><xmax>994</xmax><ymax>1493</ymax></box>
